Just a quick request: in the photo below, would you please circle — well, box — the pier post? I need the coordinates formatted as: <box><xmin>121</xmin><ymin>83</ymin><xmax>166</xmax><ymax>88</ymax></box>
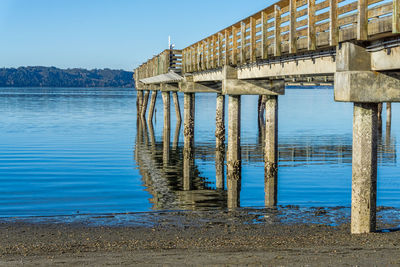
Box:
<box><xmin>215</xmin><ymin>93</ymin><xmax>226</xmax><ymax>190</ymax></box>
<box><xmin>162</xmin><ymin>91</ymin><xmax>171</xmax><ymax>166</ymax></box>
<box><xmin>147</xmin><ymin>91</ymin><xmax>157</xmax><ymax>124</ymax></box>
<box><xmin>351</xmin><ymin>103</ymin><xmax>378</xmax><ymax>234</ymax></box>
<box><xmin>183</xmin><ymin>93</ymin><xmax>195</xmax><ymax>191</ymax></box>
<box><xmin>141</xmin><ymin>90</ymin><xmax>150</xmax><ymax>118</ymax></box>
<box><xmin>172</xmin><ymin>92</ymin><xmax>182</xmax><ymax>123</ymax></box>
<box><xmin>264</xmin><ymin>95</ymin><xmax>278</xmax><ymax>207</ymax></box>
<box><xmin>137</xmin><ymin>91</ymin><xmax>143</xmax><ymax>118</ymax></box>
<box><xmin>227</xmin><ymin>95</ymin><xmax>241</xmax><ymax>209</ymax></box>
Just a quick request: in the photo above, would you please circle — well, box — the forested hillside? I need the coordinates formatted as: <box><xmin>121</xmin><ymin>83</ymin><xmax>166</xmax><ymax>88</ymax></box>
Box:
<box><xmin>0</xmin><ymin>67</ymin><xmax>134</xmax><ymax>88</ymax></box>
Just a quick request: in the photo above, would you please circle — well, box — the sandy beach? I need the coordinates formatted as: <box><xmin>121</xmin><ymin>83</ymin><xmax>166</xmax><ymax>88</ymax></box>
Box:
<box><xmin>0</xmin><ymin>208</ymin><xmax>399</xmax><ymax>266</ymax></box>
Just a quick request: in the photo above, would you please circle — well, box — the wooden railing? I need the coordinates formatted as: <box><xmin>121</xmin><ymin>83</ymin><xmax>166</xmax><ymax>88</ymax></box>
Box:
<box><xmin>134</xmin><ymin>49</ymin><xmax>182</xmax><ymax>83</ymax></box>
<box><xmin>135</xmin><ymin>0</ymin><xmax>399</xmax><ymax>83</ymax></box>
<box><xmin>181</xmin><ymin>0</ymin><xmax>397</xmax><ymax>73</ymax></box>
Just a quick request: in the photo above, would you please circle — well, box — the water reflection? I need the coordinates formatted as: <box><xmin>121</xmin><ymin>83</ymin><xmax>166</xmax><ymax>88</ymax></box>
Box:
<box><xmin>135</xmin><ymin>113</ymin><xmax>397</xmax><ymax>211</ymax></box>
<box><xmin>135</xmin><ymin>119</ymin><xmax>227</xmax><ymax>210</ymax></box>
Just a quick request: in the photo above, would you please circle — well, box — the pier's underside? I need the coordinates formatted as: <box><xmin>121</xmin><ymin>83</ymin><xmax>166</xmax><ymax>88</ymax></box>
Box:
<box><xmin>134</xmin><ymin>0</ymin><xmax>400</xmax><ymax>234</ymax></box>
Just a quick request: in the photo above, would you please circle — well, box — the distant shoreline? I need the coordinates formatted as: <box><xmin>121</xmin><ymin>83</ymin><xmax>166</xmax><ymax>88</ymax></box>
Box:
<box><xmin>0</xmin><ymin>66</ymin><xmax>134</xmax><ymax>88</ymax></box>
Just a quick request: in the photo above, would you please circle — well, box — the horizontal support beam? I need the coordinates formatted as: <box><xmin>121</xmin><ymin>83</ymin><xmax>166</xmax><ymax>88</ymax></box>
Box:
<box><xmin>223</xmin><ymin>79</ymin><xmax>285</xmax><ymax>95</ymax></box>
<box><xmin>237</xmin><ymin>56</ymin><xmax>336</xmax><ymax>79</ymax></box>
<box><xmin>371</xmin><ymin>46</ymin><xmax>400</xmax><ymax>71</ymax></box>
<box><xmin>335</xmin><ymin>71</ymin><xmax>400</xmax><ymax>102</ymax></box>
<box><xmin>192</xmin><ymin>70</ymin><xmax>223</xmax><ymax>83</ymax></box>
<box><xmin>180</xmin><ymin>81</ymin><xmax>221</xmax><ymax>93</ymax></box>
<box><xmin>161</xmin><ymin>83</ymin><xmax>179</xmax><ymax>92</ymax></box>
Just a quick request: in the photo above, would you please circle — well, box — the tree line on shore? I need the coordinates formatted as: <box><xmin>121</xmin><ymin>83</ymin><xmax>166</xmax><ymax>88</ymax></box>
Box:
<box><xmin>0</xmin><ymin>66</ymin><xmax>134</xmax><ymax>88</ymax></box>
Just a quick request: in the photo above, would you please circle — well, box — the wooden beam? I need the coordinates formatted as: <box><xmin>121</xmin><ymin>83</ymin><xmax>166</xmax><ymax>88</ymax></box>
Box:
<box><xmin>261</xmin><ymin>11</ymin><xmax>268</xmax><ymax>59</ymax></box>
<box><xmin>218</xmin><ymin>33</ymin><xmax>223</xmax><ymax>67</ymax></box>
<box><xmin>308</xmin><ymin>0</ymin><xmax>316</xmax><ymax>50</ymax></box>
<box><xmin>330</xmin><ymin>0</ymin><xmax>338</xmax><ymax>46</ymax></box>
<box><xmin>289</xmin><ymin>0</ymin><xmax>297</xmax><ymax>53</ymax></box>
<box><xmin>250</xmin><ymin>17</ymin><xmax>256</xmax><ymax>62</ymax></box>
<box><xmin>357</xmin><ymin>0</ymin><xmax>368</xmax><ymax>40</ymax></box>
<box><xmin>275</xmin><ymin>5</ymin><xmax>282</xmax><ymax>57</ymax></box>
<box><xmin>241</xmin><ymin>22</ymin><xmax>246</xmax><ymax>64</ymax></box>
<box><xmin>393</xmin><ymin>0</ymin><xmax>400</xmax><ymax>33</ymax></box>
<box><xmin>213</xmin><ymin>35</ymin><xmax>217</xmax><ymax>68</ymax></box>
<box><xmin>232</xmin><ymin>26</ymin><xmax>238</xmax><ymax>65</ymax></box>
<box><xmin>225</xmin><ymin>30</ymin><xmax>229</xmax><ymax>65</ymax></box>
<box><xmin>207</xmin><ymin>38</ymin><xmax>212</xmax><ymax>69</ymax></box>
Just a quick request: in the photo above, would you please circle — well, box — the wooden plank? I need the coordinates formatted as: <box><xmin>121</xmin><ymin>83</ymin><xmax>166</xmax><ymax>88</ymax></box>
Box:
<box><xmin>202</xmin><ymin>41</ymin><xmax>206</xmax><ymax>70</ymax></box>
<box><xmin>212</xmin><ymin>35</ymin><xmax>216</xmax><ymax>68</ymax></box>
<box><xmin>357</xmin><ymin>0</ymin><xmax>368</xmax><ymax>40</ymax></box>
<box><xmin>225</xmin><ymin>30</ymin><xmax>229</xmax><ymax>65</ymax></box>
<box><xmin>232</xmin><ymin>26</ymin><xmax>238</xmax><ymax>65</ymax></box>
<box><xmin>289</xmin><ymin>0</ymin><xmax>297</xmax><ymax>53</ymax></box>
<box><xmin>207</xmin><ymin>39</ymin><xmax>211</xmax><ymax>69</ymax></box>
<box><xmin>250</xmin><ymin>17</ymin><xmax>257</xmax><ymax>62</ymax></box>
<box><xmin>330</xmin><ymin>0</ymin><xmax>338</xmax><ymax>45</ymax></box>
<box><xmin>308</xmin><ymin>0</ymin><xmax>316</xmax><ymax>50</ymax></box>
<box><xmin>241</xmin><ymin>22</ymin><xmax>246</xmax><ymax>64</ymax></box>
<box><xmin>218</xmin><ymin>33</ymin><xmax>223</xmax><ymax>67</ymax></box>
<box><xmin>394</xmin><ymin>0</ymin><xmax>400</xmax><ymax>33</ymax></box>
<box><xmin>275</xmin><ymin>5</ymin><xmax>282</xmax><ymax>57</ymax></box>
<box><xmin>261</xmin><ymin>11</ymin><xmax>269</xmax><ymax>59</ymax></box>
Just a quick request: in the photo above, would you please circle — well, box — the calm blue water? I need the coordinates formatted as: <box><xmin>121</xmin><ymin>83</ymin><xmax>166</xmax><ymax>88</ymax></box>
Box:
<box><xmin>0</xmin><ymin>87</ymin><xmax>398</xmax><ymax>217</ymax></box>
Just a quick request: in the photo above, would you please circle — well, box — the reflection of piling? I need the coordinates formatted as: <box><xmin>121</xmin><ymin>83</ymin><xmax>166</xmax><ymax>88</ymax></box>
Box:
<box><xmin>377</xmin><ymin>103</ymin><xmax>383</xmax><ymax>137</ymax></box>
<box><xmin>215</xmin><ymin>93</ymin><xmax>225</xmax><ymax>190</ymax></box>
<box><xmin>148</xmin><ymin>120</ymin><xmax>156</xmax><ymax>149</ymax></box>
<box><xmin>141</xmin><ymin>90</ymin><xmax>150</xmax><ymax>118</ymax></box>
<box><xmin>183</xmin><ymin>93</ymin><xmax>195</xmax><ymax>191</ymax></box>
<box><xmin>264</xmin><ymin>96</ymin><xmax>278</xmax><ymax>207</ymax></box>
<box><xmin>386</xmin><ymin>102</ymin><xmax>392</xmax><ymax>134</ymax></box>
<box><xmin>147</xmin><ymin>91</ymin><xmax>157</xmax><ymax>124</ymax></box>
<box><xmin>173</xmin><ymin>121</ymin><xmax>181</xmax><ymax>150</ymax></box>
<box><xmin>351</xmin><ymin>103</ymin><xmax>378</xmax><ymax>234</ymax></box>
<box><xmin>227</xmin><ymin>95</ymin><xmax>241</xmax><ymax>209</ymax></box>
<box><xmin>162</xmin><ymin>92</ymin><xmax>171</xmax><ymax>166</ymax></box>
<box><xmin>172</xmin><ymin>92</ymin><xmax>182</xmax><ymax>123</ymax></box>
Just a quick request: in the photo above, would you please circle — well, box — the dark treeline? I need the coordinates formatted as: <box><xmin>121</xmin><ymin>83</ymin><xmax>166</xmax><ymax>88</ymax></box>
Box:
<box><xmin>0</xmin><ymin>67</ymin><xmax>134</xmax><ymax>88</ymax></box>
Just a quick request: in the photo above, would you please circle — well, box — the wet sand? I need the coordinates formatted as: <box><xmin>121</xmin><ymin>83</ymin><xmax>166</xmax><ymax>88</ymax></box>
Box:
<box><xmin>1</xmin><ymin>208</ymin><xmax>400</xmax><ymax>266</ymax></box>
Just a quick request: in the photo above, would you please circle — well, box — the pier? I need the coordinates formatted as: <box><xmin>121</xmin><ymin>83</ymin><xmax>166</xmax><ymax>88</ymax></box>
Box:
<box><xmin>134</xmin><ymin>0</ymin><xmax>399</xmax><ymax>234</ymax></box>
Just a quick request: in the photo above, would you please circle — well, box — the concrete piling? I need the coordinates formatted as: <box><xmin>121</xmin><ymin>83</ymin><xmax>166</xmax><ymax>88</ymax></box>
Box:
<box><xmin>141</xmin><ymin>90</ymin><xmax>150</xmax><ymax>118</ymax></box>
<box><xmin>137</xmin><ymin>91</ymin><xmax>143</xmax><ymax>118</ymax></box>
<box><xmin>147</xmin><ymin>91</ymin><xmax>157</xmax><ymax>124</ymax></box>
<box><xmin>215</xmin><ymin>93</ymin><xmax>225</xmax><ymax>190</ymax></box>
<box><xmin>172</xmin><ymin>92</ymin><xmax>182</xmax><ymax>123</ymax></box>
<box><xmin>227</xmin><ymin>95</ymin><xmax>241</xmax><ymax>209</ymax></box>
<box><xmin>351</xmin><ymin>103</ymin><xmax>378</xmax><ymax>234</ymax></box>
<box><xmin>183</xmin><ymin>93</ymin><xmax>195</xmax><ymax>191</ymax></box>
<box><xmin>162</xmin><ymin>91</ymin><xmax>171</xmax><ymax>166</ymax></box>
<box><xmin>264</xmin><ymin>95</ymin><xmax>278</xmax><ymax>207</ymax></box>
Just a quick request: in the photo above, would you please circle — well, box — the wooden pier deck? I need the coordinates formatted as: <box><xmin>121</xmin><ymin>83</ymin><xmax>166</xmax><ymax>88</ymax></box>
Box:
<box><xmin>134</xmin><ymin>0</ymin><xmax>400</xmax><ymax>234</ymax></box>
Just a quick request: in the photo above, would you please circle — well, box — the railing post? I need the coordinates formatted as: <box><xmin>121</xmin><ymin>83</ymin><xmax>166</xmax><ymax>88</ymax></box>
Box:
<box><xmin>240</xmin><ymin>22</ymin><xmax>246</xmax><ymax>64</ymax></box>
<box><xmin>357</xmin><ymin>0</ymin><xmax>368</xmax><ymax>40</ymax></box>
<box><xmin>261</xmin><ymin>11</ymin><xmax>269</xmax><ymax>59</ymax></box>
<box><xmin>225</xmin><ymin>30</ymin><xmax>229</xmax><ymax>65</ymax></box>
<box><xmin>232</xmin><ymin>26</ymin><xmax>238</xmax><ymax>65</ymax></box>
<box><xmin>308</xmin><ymin>0</ymin><xmax>316</xmax><ymax>50</ymax></box>
<box><xmin>250</xmin><ymin>17</ymin><xmax>256</xmax><ymax>62</ymax></box>
<box><xmin>274</xmin><ymin>6</ymin><xmax>282</xmax><ymax>57</ymax></box>
<box><xmin>330</xmin><ymin>0</ymin><xmax>338</xmax><ymax>46</ymax></box>
<box><xmin>394</xmin><ymin>0</ymin><xmax>400</xmax><ymax>33</ymax></box>
<box><xmin>289</xmin><ymin>0</ymin><xmax>297</xmax><ymax>53</ymax></box>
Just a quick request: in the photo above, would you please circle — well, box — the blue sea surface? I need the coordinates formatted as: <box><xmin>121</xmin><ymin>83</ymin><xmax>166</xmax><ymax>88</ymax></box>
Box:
<box><xmin>0</xmin><ymin>87</ymin><xmax>398</xmax><ymax>217</ymax></box>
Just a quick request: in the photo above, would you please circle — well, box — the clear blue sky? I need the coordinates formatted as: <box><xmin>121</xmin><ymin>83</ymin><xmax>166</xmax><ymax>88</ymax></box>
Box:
<box><xmin>0</xmin><ymin>0</ymin><xmax>277</xmax><ymax>71</ymax></box>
